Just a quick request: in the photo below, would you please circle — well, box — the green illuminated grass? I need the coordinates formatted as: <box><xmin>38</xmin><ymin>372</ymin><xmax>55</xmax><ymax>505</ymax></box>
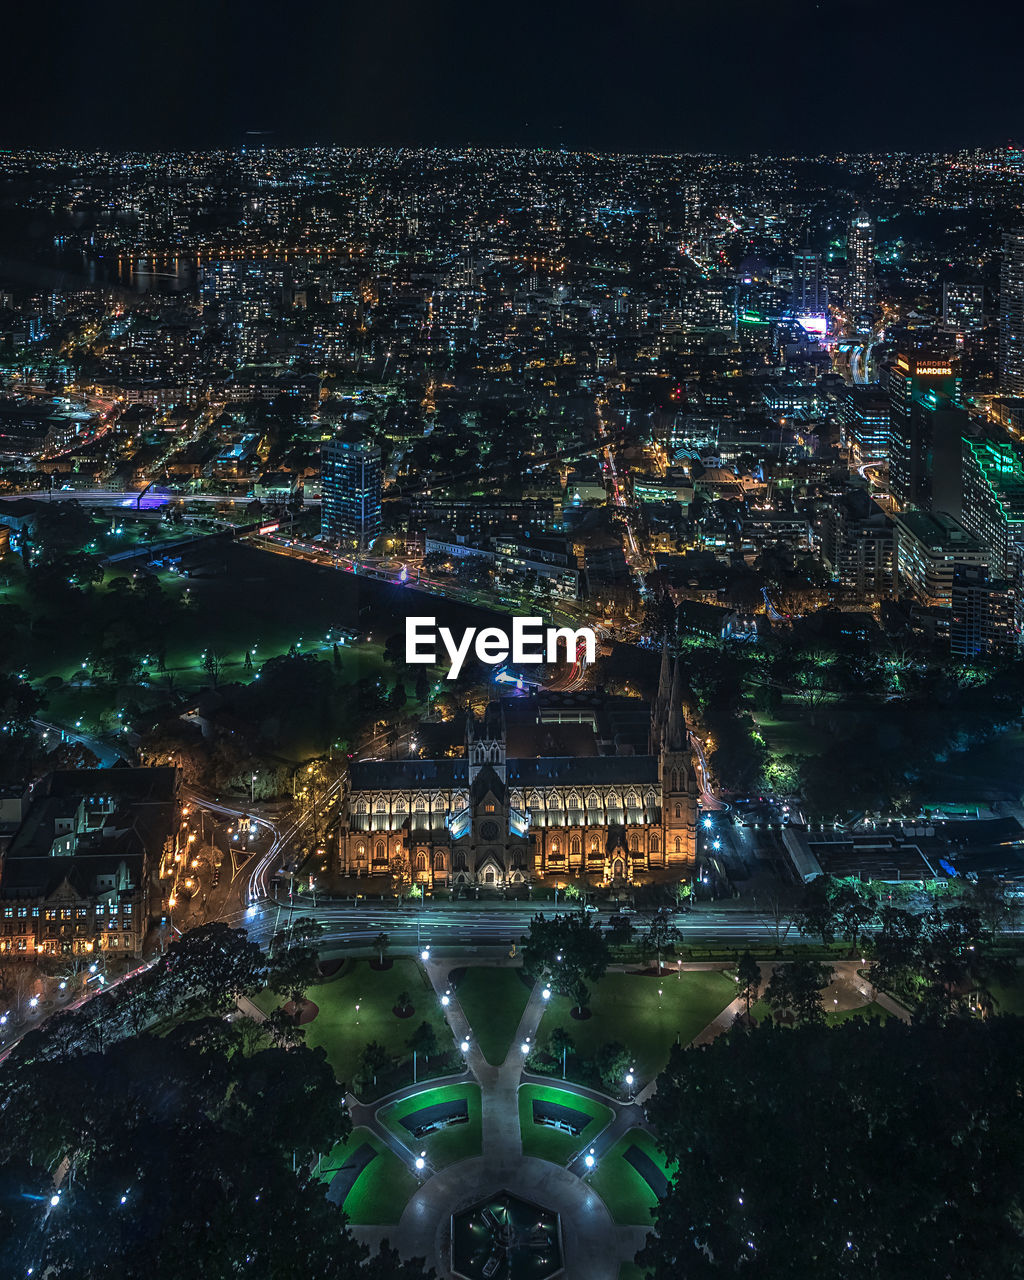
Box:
<box><xmin>318</xmin><ymin>1126</ymin><xmax>417</xmax><ymax>1224</ymax></box>
<box><xmin>379</xmin><ymin>1082</ymin><xmax>482</xmax><ymax>1168</ymax></box>
<box><xmin>587</xmin><ymin>1129</ymin><xmax>673</xmax><ymax>1226</ymax></box>
<box><xmin>517</xmin><ymin>1083</ymin><xmax>612</xmax><ymax>1164</ymax></box>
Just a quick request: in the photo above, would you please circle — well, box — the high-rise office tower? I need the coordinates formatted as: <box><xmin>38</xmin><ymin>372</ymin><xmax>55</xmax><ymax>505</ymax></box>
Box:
<box><xmin>888</xmin><ymin>351</ymin><xmax>964</xmax><ymax>512</ymax></box>
<box><xmin>847</xmin><ymin>211</ymin><xmax>876</xmax><ymax>316</ymax></box>
<box><xmin>950</xmin><ymin>563</ymin><xmax>1015</xmax><ymax>658</ymax></box>
<box><xmin>1000</xmin><ymin>230</ymin><xmax>1024</xmax><ymax>394</ymax></box>
<box><xmin>792</xmin><ymin>250</ymin><xmax>823</xmax><ymax>316</ymax></box>
<box><xmin>837</xmin><ymin>385</ymin><xmax>890</xmax><ymax>459</ymax></box>
<box><xmin>942</xmin><ymin>279</ymin><xmax>985</xmax><ymax>333</ymax></box>
<box><xmin>321</xmin><ymin>435</ymin><xmax>382</xmax><ymax>549</ymax></box>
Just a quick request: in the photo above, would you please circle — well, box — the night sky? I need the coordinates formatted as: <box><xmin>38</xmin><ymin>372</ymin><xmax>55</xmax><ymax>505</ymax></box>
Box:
<box><xmin>5</xmin><ymin>0</ymin><xmax>1021</xmax><ymax>152</ymax></box>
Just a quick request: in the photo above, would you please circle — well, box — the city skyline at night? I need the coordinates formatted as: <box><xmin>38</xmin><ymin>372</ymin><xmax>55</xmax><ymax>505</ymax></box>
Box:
<box><xmin>2</xmin><ymin>9</ymin><xmax>1024</xmax><ymax>1278</ymax></box>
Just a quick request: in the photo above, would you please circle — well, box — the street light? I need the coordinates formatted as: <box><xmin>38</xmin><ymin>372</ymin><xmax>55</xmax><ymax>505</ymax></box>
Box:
<box><xmin>415</xmin><ymin>1154</ymin><xmax>425</xmax><ymax>1171</ymax></box>
<box><xmin>542</xmin><ymin>986</ymin><xmax>551</xmax><ymax>1001</ymax></box>
<box><xmin>420</xmin><ymin>948</ymin><xmax>430</xmax><ymax>962</ymax></box>
<box><xmin>460</xmin><ymin>1039</ymin><xmax>470</xmax><ymax>1054</ymax></box>
<box><xmin>441</xmin><ymin>994</ymin><xmax>450</xmax><ymax>1007</ymax></box>
<box><xmin>584</xmin><ymin>1150</ymin><xmax>596</xmax><ymax>1169</ymax></box>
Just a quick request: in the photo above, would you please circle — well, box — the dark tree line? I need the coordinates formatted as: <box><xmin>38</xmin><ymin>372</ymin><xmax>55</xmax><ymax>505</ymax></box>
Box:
<box><xmin>0</xmin><ymin>924</ymin><xmax>433</xmax><ymax>1280</ymax></box>
<box><xmin>642</xmin><ymin>1017</ymin><xmax>1024</xmax><ymax>1279</ymax></box>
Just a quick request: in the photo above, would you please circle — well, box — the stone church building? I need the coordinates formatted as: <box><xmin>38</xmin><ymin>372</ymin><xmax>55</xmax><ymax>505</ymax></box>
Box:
<box><xmin>338</xmin><ymin>646</ymin><xmax>698</xmax><ymax>888</ymax></box>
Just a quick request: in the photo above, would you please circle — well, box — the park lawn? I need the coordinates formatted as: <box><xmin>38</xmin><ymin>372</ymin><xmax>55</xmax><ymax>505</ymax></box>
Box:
<box><xmin>985</xmin><ymin>973</ymin><xmax>1024</xmax><ymax>1017</ymax></box>
<box><xmin>538</xmin><ymin>970</ymin><xmax>738</xmax><ymax>1083</ymax></box>
<box><xmin>456</xmin><ymin>966</ymin><xmax>532</xmax><ymax>1065</ymax></box>
<box><xmin>318</xmin><ymin>1126</ymin><xmax>418</xmax><ymax>1224</ymax></box>
<box><xmin>751</xmin><ymin>710</ymin><xmax>824</xmax><ymax>758</ymax></box>
<box><xmin>517</xmin><ymin>1083</ymin><xmax>612</xmax><ymax>1164</ymax></box>
<box><xmin>618</xmin><ymin>1265</ymin><xmax>649</xmax><ymax>1280</ymax></box>
<box><xmin>379</xmin><ymin>1082</ymin><xmax>482</xmax><ymax>1168</ymax></box>
<box><xmin>587</xmin><ymin>1129</ymin><xmax>673</xmax><ymax>1227</ymax></box>
<box><xmin>256</xmin><ymin>957</ymin><xmax>450</xmax><ymax>1091</ymax></box>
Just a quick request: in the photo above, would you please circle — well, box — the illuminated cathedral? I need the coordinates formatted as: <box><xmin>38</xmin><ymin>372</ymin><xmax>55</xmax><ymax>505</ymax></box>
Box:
<box><xmin>338</xmin><ymin>645</ymin><xmax>698</xmax><ymax>887</ymax></box>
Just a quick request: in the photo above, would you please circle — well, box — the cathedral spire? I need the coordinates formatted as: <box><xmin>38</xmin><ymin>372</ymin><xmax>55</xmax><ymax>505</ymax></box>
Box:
<box><xmin>650</xmin><ymin>634</ymin><xmax>672</xmax><ymax>752</ymax></box>
<box><xmin>666</xmin><ymin>656</ymin><xmax>686</xmax><ymax>752</ymax></box>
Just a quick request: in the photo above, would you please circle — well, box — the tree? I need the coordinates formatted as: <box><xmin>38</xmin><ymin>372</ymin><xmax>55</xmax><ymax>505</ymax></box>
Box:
<box><xmin>359</xmin><ymin>1040</ymin><xmax>392</xmax><ymax>1090</ymax></box>
<box><xmin>0</xmin><ymin>1007</ymin><xmax>428</xmax><ymax>1280</ymax></box>
<box><xmin>163</xmin><ymin>922</ymin><xmax>266</xmax><ymax>1012</ymax></box>
<box><xmin>793</xmin><ymin>874</ymin><xmax>837</xmax><ymax>946</ymax></box>
<box><xmin>764</xmin><ymin>958</ymin><xmax>834</xmax><ymax>1026</ymax></box>
<box><xmin>407</xmin><ymin>1021</ymin><xmax>438</xmax><ymax>1058</ymax></box>
<box><xmin>390</xmin><ymin>678</ymin><xmax>407</xmax><ymax>710</ymax></box>
<box><xmin>595</xmin><ymin>1040</ymin><xmax>632</xmax><ymax>1091</ymax></box>
<box><xmin>832</xmin><ymin>879</ymin><xmax>878</xmax><ymax>954</ymax></box>
<box><xmin>390</xmin><ymin>852</ymin><xmax>411</xmax><ymax>896</ymax></box>
<box><xmin>753</xmin><ymin>888</ymin><xmax>794</xmax><ymax>947</ymax></box>
<box><xmin>644</xmin><ymin>1018</ymin><xmax>1024</xmax><ymax>1280</ymax></box>
<box><xmin>642</xmin><ymin>909</ymin><xmax>682</xmax><ymax>974</ymax></box>
<box><xmin>201</xmin><ymin>649</ymin><xmax>224</xmax><ymax>686</ymax></box>
<box><xmin>736</xmin><ymin>949</ymin><xmax>761</xmax><ymax>1017</ymax></box>
<box><xmin>520</xmin><ymin>913</ymin><xmax>610</xmax><ymax>1013</ymax></box>
<box><xmin>267</xmin><ymin>916</ymin><xmax>324</xmax><ymax>1002</ymax></box>
<box><xmin>228</xmin><ymin>1043</ymin><xmax>347</xmax><ymax>1164</ymax></box>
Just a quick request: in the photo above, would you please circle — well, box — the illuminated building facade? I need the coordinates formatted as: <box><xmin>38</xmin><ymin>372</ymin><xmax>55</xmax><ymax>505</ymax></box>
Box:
<box><xmin>1001</xmin><ymin>230</ymin><xmax>1024</xmax><ymax>395</ymax></box>
<box><xmin>888</xmin><ymin>352</ymin><xmax>962</xmax><ymax>511</ymax></box>
<box><xmin>847</xmin><ymin>211</ymin><xmax>876</xmax><ymax>317</ymax></box>
<box><xmin>320</xmin><ymin>435</ymin><xmax>382</xmax><ymax>549</ymax></box>
<box><xmin>338</xmin><ymin>654</ymin><xmax>698</xmax><ymax>888</ymax></box>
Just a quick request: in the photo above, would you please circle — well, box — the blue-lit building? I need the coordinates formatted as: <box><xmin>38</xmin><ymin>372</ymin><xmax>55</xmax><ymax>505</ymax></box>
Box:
<box><xmin>320</xmin><ymin>435</ymin><xmax>382</xmax><ymax>549</ymax></box>
<box><xmin>837</xmin><ymin>385</ymin><xmax>889</xmax><ymax>460</ymax></box>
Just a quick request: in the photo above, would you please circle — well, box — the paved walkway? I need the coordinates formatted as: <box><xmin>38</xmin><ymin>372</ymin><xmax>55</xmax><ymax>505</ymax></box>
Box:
<box><xmin>341</xmin><ymin>958</ymin><xmax>652</xmax><ymax>1277</ymax></box>
<box><xmin>333</xmin><ymin>954</ymin><xmax>905</xmax><ymax>1273</ymax></box>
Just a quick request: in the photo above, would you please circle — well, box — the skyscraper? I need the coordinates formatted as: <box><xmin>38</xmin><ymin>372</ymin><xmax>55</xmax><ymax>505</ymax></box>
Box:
<box><xmin>847</xmin><ymin>211</ymin><xmax>876</xmax><ymax>317</ymax></box>
<box><xmin>1000</xmin><ymin>230</ymin><xmax>1024</xmax><ymax>395</ymax></box>
<box><xmin>888</xmin><ymin>351</ymin><xmax>964</xmax><ymax>512</ymax></box>
<box><xmin>942</xmin><ymin>279</ymin><xmax>985</xmax><ymax>333</ymax></box>
<box><xmin>320</xmin><ymin>435</ymin><xmax>382</xmax><ymax>549</ymax></box>
<box><xmin>792</xmin><ymin>250</ymin><xmax>823</xmax><ymax>316</ymax></box>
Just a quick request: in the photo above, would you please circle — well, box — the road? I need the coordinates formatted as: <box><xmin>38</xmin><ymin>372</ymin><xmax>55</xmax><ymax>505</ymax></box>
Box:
<box><xmin>11</xmin><ymin>487</ymin><xmax>319</xmax><ymax>508</ymax></box>
<box><xmin>222</xmin><ymin>898</ymin><xmax>813</xmax><ymax>950</ymax></box>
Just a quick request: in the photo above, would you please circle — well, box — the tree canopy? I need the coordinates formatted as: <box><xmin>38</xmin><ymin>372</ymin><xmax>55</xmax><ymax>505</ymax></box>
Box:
<box><xmin>643</xmin><ymin>1018</ymin><xmax>1024</xmax><ymax>1279</ymax></box>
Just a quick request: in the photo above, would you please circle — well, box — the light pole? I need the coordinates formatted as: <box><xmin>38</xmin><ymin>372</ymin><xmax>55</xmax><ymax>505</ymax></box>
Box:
<box><xmin>250</xmin><ymin>772</ymin><xmax>258</xmax><ymax>804</ymax></box>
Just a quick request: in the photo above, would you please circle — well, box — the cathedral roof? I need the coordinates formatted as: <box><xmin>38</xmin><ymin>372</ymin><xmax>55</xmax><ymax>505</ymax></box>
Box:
<box><xmin>349</xmin><ymin>755</ymin><xmax>660</xmax><ymax>792</ymax></box>
<box><xmin>509</xmin><ymin>756</ymin><xmax>659</xmax><ymax>787</ymax></box>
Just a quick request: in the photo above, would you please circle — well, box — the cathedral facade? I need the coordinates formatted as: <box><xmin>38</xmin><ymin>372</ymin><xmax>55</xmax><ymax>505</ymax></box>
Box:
<box><xmin>338</xmin><ymin>648</ymin><xmax>698</xmax><ymax>887</ymax></box>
